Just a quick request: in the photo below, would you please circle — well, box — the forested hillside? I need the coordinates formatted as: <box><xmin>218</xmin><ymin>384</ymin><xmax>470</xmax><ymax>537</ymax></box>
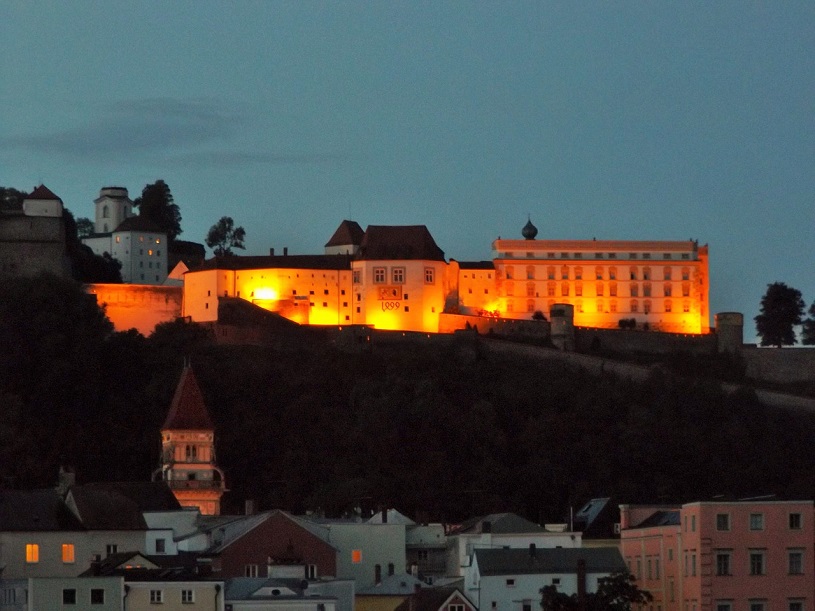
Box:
<box><xmin>1</xmin><ymin>275</ymin><xmax>813</xmax><ymax>522</ymax></box>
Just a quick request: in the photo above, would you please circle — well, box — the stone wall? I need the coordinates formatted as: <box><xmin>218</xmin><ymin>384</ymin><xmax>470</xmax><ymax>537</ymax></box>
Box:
<box><xmin>574</xmin><ymin>326</ymin><xmax>718</xmax><ymax>355</ymax></box>
<box><xmin>741</xmin><ymin>346</ymin><xmax>815</xmax><ymax>385</ymax></box>
<box><xmin>86</xmin><ymin>284</ymin><xmax>182</xmax><ymax>335</ymax></box>
<box><xmin>0</xmin><ymin>215</ymin><xmax>69</xmax><ymax>277</ymax></box>
<box><xmin>438</xmin><ymin>312</ymin><xmax>550</xmax><ymax>339</ymax></box>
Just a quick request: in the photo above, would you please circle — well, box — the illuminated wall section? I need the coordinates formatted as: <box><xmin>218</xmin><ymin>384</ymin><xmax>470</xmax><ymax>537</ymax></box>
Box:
<box><xmin>492</xmin><ymin>239</ymin><xmax>710</xmax><ymax>334</ymax></box>
<box><xmin>182</xmin><ymin>268</ymin><xmax>231</xmax><ymax>322</ymax></box>
<box><xmin>352</xmin><ymin>259</ymin><xmax>447</xmax><ymax>333</ymax></box>
<box><xmin>450</xmin><ymin>261</ymin><xmax>500</xmax><ymax>315</ymax></box>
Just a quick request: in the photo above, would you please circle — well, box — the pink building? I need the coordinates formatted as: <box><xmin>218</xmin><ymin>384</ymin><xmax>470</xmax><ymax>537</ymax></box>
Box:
<box><xmin>620</xmin><ymin>500</ymin><xmax>814</xmax><ymax>611</ymax></box>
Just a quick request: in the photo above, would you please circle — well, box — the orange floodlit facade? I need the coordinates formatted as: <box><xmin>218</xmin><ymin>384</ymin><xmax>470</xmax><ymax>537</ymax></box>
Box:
<box><xmin>181</xmin><ymin>219</ymin><xmax>711</xmax><ymax>335</ymax></box>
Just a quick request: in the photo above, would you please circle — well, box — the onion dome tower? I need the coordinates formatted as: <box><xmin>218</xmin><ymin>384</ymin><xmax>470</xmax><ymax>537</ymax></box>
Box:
<box><xmin>522</xmin><ymin>216</ymin><xmax>538</xmax><ymax>240</ymax></box>
<box><xmin>153</xmin><ymin>364</ymin><xmax>225</xmax><ymax>515</ymax></box>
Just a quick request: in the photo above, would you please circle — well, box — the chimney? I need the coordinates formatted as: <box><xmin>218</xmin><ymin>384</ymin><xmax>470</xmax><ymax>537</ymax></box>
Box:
<box><xmin>576</xmin><ymin>559</ymin><xmax>587</xmax><ymax>610</ymax></box>
<box><xmin>270</xmin><ymin>248</ymin><xmax>275</xmax><ymax>256</ymax></box>
<box><xmin>283</xmin><ymin>247</ymin><xmax>288</xmax><ymax>256</ymax></box>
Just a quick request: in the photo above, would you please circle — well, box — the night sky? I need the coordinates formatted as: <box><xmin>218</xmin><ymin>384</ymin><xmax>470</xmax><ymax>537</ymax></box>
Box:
<box><xmin>2</xmin><ymin>2</ymin><xmax>813</xmax><ymax>340</ymax></box>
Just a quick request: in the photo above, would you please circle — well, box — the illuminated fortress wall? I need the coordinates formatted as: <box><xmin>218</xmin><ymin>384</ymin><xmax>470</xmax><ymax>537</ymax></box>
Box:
<box><xmin>86</xmin><ymin>284</ymin><xmax>182</xmax><ymax>335</ymax></box>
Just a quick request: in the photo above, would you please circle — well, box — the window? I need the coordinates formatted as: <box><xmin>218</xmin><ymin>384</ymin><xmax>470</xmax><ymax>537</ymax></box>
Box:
<box><xmin>245</xmin><ymin>564</ymin><xmax>259</xmax><ymax>577</ymax></box>
<box><xmin>643</xmin><ymin>283</ymin><xmax>652</xmax><ymax>297</ymax></box>
<box><xmin>609</xmin><ymin>267</ymin><xmax>617</xmax><ymax>279</ymax></box>
<box><xmin>63</xmin><ymin>589</ymin><xmax>77</xmax><ymax>605</ymax></box>
<box><xmin>716</xmin><ymin>552</ymin><xmax>732</xmax><ymax>576</ymax></box>
<box><xmin>609</xmin><ymin>283</ymin><xmax>617</xmax><ymax>297</ymax></box>
<box><xmin>527</xmin><ymin>282</ymin><xmax>535</xmax><ymax>297</ymax></box>
<box><xmin>630</xmin><ymin>284</ymin><xmax>639</xmax><ymax>297</ymax></box>
<box><xmin>790</xmin><ymin>513</ymin><xmax>802</xmax><ymax>529</ymax></box>
<box><xmin>596</xmin><ymin>282</ymin><xmax>604</xmax><ymax>296</ymax></box>
<box><xmin>526</xmin><ymin>266</ymin><xmax>535</xmax><ymax>279</ymax></box>
<box><xmin>353</xmin><ymin>270</ymin><xmax>362</xmax><ymax>283</ymax></box>
<box><xmin>373</xmin><ymin>267</ymin><xmax>386</xmax><ymax>283</ymax></box>
<box><xmin>182</xmin><ymin>589</ymin><xmax>194</xmax><ymax>604</ymax></box>
<box><xmin>561</xmin><ymin>266</ymin><xmax>569</xmax><ymax>280</ymax></box>
<box><xmin>691</xmin><ymin>515</ymin><xmax>696</xmax><ymax>531</ymax></box>
<box><xmin>155</xmin><ymin>538</ymin><xmax>166</xmax><ymax>553</ymax></box>
<box><xmin>749</xmin><ymin>550</ymin><xmax>766</xmax><ymax>575</ymax></box>
<box><xmin>789</xmin><ymin>549</ymin><xmax>804</xmax><ymax>574</ymax></box>
<box><xmin>424</xmin><ymin>267</ymin><xmax>435</xmax><ymax>284</ymax></box>
<box><xmin>631</xmin><ymin>300</ymin><xmax>638</xmax><ymax>313</ymax></box>
<box><xmin>561</xmin><ymin>282</ymin><xmax>569</xmax><ymax>297</ymax></box>
<box><xmin>717</xmin><ymin>513</ymin><xmax>730</xmax><ymax>531</ymax></box>
<box><xmin>506</xmin><ymin>579</ymin><xmax>515</xmax><ymax>587</ymax></box>
<box><xmin>91</xmin><ymin>589</ymin><xmax>105</xmax><ymax>605</ymax></box>
<box><xmin>665</xmin><ymin>300</ymin><xmax>672</xmax><ymax>313</ymax></box>
<box><xmin>655</xmin><ymin>558</ymin><xmax>660</xmax><ymax>578</ymax></box>
<box><xmin>789</xmin><ymin>602</ymin><xmax>804</xmax><ymax>611</ymax></box>
<box><xmin>62</xmin><ymin>543</ymin><xmax>75</xmax><ymax>563</ymax></box>
<box><xmin>506</xmin><ymin>266</ymin><xmax>514</xmax><ymax>279</ymax></box>
<box><xmin>352</xmin><ymin>549</ymin><xmax>362</xmax><ymax>563</ymax></box>
<box><xmin>451</xmin><ymin>605</ymin><xmax>465</xmax><ymax>611</ymax></box>
<box><xmin>25</xmin><ymin>543</ymin><xmax>39</xmax><ymax>563</ymax></box>
<box><xmin>716</xmin><ymin>604</ymin><xmax>732</xmax><ymax>611</ymax></box>
<box><xmin>102</xmin><ymin>205</ymin><xmax>109</xmax><ymax>218</ymax></box>
<box><xmin>392</xmin><ymin>267</ymin><xmax>405</xmax><ymax>284</ymax></box>
<box><xmin>547</xmin><ymin>283</ymin><xmax>555</xmax><ymax>297</ymax></box>
<box><xmin>527</xmin><ymin>299</ymin><xmax>535</xmax><ymax>313</ymax></box>
<box><xmin>150</xmin><ymin>589</ymin><xmax>164</xmax><ymax>603</ymax></box>
<box><xmin>750</xmin><ymin>602</ymin><xmax>766</xmax><ymax>611</ymax></box>
<box><xmin>575</xmin><ymin>283</ymin><xmax>583</xmax><ymax>297</ymax></box>
<box><xmin>575</xmin><ymin>267</ymin><xmax>583</xmax><ymax>280</ymax></box>
<box><xmin>750</xmin><ymin>514</ymin><xmax>764</xmax><ymax>530</ymax></box>
<box><xmin>548</xmin><ymin>266</ymin><xmax>555</xmax><ymax>279</ymax></box>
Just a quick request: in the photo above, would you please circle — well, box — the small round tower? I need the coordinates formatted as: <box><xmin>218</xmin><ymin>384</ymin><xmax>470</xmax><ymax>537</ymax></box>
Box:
<box><xmin>550</xmin><ymin>303</ymin><xmax>575</xmax><ymax>351</ymax></box>
<box><xmin>715</xmin><ymin>312</ymin><xmax>744</xmax><ymax>353</ymax></box>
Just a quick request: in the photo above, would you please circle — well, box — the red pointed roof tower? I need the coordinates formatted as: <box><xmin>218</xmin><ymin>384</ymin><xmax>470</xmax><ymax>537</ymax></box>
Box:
<box><xmin>153</xmin><ymin>365</ymin><xmax>225</xmax><ymax>515</ymax></box>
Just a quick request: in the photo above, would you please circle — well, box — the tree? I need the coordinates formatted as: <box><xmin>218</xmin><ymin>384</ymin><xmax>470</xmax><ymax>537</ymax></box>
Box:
<box><xmin>754</xmin><ymin>282</ymin><xmax>805</xmax><ymax>347</ymax></box>
<box><xmin>76</xmin><ymin>217</ymin><xmax>95</xmax><ymax>238</ymax></box>
<box><xmin>206</xmin><ymin>216</ymin><xmax>246</xmax><ymax>256</ymax></box>
<box><xmin>802</xmin><ymin>301</ymin><xmax>815</xmax><ymax>346</ymax></box>
<box><xmin>541</xmin><ymin>572</ymin><xmax>652</xmax><ymax>611</ymax></box>
<box><xmin>0</xmin><ymin>186</ymin><xmax>26</xmax><ymax>211</ymax></box>
<box><xmin>133</xmin><ymin>180</ymin><xmax>182</xmax><ymax>241</ymax></box>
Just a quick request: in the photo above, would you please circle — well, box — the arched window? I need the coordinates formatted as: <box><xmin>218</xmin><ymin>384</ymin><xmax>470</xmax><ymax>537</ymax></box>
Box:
<box><xmin>506</xmin><ymin>281</ymin><xmax>514</xmax><ymax>296</ymax></box>
<box><xmin>595</xmin><ymin>266</ymin><xmax>603</xmax><ymax>280</ymax></box>
<box><xmin>526</xmin><ymin>299</ymin><xmax>535</xmax><ymax>312</ymax></box>
<box><xmin>596</xmin><ymin>282</ymin><xmax>604</xmax><ymax>297</ymax></box>
<box><xmin>102</xmin><ymin>205</ymin><xmax>109</xmax><ymax>218</ymax></box>
<box><xmin>631</xmin><ymin>299</ymin><xmax>639</xmax><ymax>313</ymax></box>
<box><xmin>665</xmin><ymin>299</ymin><xmax>673</xmax><ymax>313</ymax></box>
<box><xmin>526</xmin><ymin>282</ymin><xmax>535</xmax><ymax>297</ymax></box>
<box><xmin>526</xmin><ymin>265</ymin><xmax>535</xmax><ymax>280</ymax></box>
<box><xmin>561</xmin><ymin>282</ymin><xmax>569</xmax><ymax>297</ymax></box>
<box><xmin>664</xmin><ymin>266</ymin><xmax>672</xmax><ymax>280</ymax></box>
<box><xmin>561</xmin><ymin>265</ymin><xmax>569</xmax><ymax>280</ymax></box>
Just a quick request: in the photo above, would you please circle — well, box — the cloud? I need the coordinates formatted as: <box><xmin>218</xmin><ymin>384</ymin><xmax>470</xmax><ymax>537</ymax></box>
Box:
<box><xmin>0</xmin><ymin>97</ymin><xmax>339</xmax><ymax>166</ymax></box>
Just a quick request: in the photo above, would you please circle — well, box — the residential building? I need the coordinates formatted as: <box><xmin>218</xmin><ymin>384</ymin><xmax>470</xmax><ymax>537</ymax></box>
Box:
<box><xmin>224</xmin><ymin>577</ymin><xmax>354</xmax><ymax>611</ymax></box>
<box><xmin>620</xmin><ymin>499</ymin><xmax>815</xmax><ymax>611</ymax></box>
<box><xmin>469</xmin><ymin>546</ymin><xmax>626</xmax><ymax>611</ymax></box>
<box><xmin>393</xmin><ymin>586</ymin><xmax>477</xmax><ymax>611</ymax></box>
<box><xmin>153</xmin><ymin>365</ymin><xmax>226</xmax><ymax>515</ymax></box>
<box><xmin>356</xmin><ymin>572</ymin><xmax>428</xmax><ymax>611</ymax></box>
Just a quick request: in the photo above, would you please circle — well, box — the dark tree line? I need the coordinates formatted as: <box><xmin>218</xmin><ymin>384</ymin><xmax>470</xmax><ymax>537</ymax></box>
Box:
<box><xmin>2</xmin><ymin>275</ymin><xmax>815</xmax><ymax>521</ymax></box>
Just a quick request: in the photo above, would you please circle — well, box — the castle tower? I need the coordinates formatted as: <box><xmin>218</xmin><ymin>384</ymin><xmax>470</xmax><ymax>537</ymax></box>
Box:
<box><xmin>94</xmin><ymin>186</ymin><xmax>133</xmax><ymax>234</ymax></box>
<box><xmin>153</xmin><ymin>365</ymin><xmax>225</xmax><ymax>515</ymax></box>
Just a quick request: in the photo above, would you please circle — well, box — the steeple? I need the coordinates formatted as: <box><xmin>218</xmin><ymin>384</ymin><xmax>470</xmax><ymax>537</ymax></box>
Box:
<box><xmin>94</xmin><ymin>186</ymin><xmax>133</xmax><ymax>234</ymax></box>
<box><xmin>153</xmin><ymin>364</ymin><xmax>225</xmax><ymax>515</ymax></box>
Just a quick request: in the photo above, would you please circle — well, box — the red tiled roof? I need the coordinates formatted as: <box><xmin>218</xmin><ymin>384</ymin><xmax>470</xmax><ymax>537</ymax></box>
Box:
<box><xmin>325</xmin><ymin>220</ymin><xmax>364</xmax><ymax>248</ymax></box>
<box><xmin>27</xmin><ymin>184</ymin><xmax>62</xmax><ymax>201</ymax></box>
<box><xmin>162</xmin><ymin>366</ymin><xmax>214</xmax><ymax>430</ymax></box>
<box><xmin>358</xmin><ymin>225</ymin><xmax>445</xmax><ymax>261</ymax></box>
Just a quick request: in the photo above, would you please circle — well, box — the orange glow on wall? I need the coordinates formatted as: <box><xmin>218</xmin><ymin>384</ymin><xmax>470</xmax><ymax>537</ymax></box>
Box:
<box><xmin>352</xmin><ymin>549</ymin><xmax>362</xmax><ymax>563</ymax></box>
<box><xmin>253</xmin><ymin>286</ymin><xmax>278</xmax><ymax>301</ymax></box>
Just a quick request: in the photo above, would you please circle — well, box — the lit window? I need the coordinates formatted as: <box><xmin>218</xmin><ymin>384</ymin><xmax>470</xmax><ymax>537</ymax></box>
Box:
<box><xmin>62</xmin><ymin>543</ymin><xmax>75</xmax><ymax>563</ymax></box>
<box><xmin>374</xmin><ymin>268</ymin><xmax>386</xmax><ymax>284</ymax></box>
<box><xmin>392</xmin><ymin>267</ymin><xmax>405</xmax><ymax>284</ymax></box>
<box><xmin>150</xmin><ymin>590</ymin><xmax>164</xmax><ymax>603</ymax></box>
<box><xmin>148</xmin><ymin>249</ymin><xmax>153</xmax><ymax>256</ymax></box>
<box><xmin>182</xmin><ymin>589</ymin><xmax>194</xmax><ymax>604</ymax></box>
<box><xmin>139</xmin><ymin>236</ymin><xmax>144</xmax><ymax>242</ymax></box>
<box><xmin>63</xmin><ymin>589</ymin><xmax>77</xmax><ymax>605</ymax></box>
<box><xmin>26</xmin><ymin>544</ymin><xmax>39</xmax><ymax>563</ymax></box>
<box><xmin>91</xmin><ymin>588</ymin><xmax>105</xmax><ymax>604</ymax></box>
<box><xmin>424</xmin><ymin>267</ymin><xmax>435</xmax><ymax>284</ymax></box>
<box><xmin>115</xmin><ymin>236</ymin><xmax>120</xmax><ymax>243</ymax></box>
<box><xmin>750</xmin><ymin>514</ymin><xmax>764</xmax><ymax>530</ymax></box>
<box><xmin>352</xmin><ymin>549</ymin><xmax>362</xmax><ymax>563</ymax></box>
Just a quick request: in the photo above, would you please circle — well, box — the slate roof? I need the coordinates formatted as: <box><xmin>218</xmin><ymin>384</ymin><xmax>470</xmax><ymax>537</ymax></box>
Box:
<box><xmin>0</xmin><ymin>489</ymin><xmax>83</xmax><ymax>531</ymax></box>
<box><xmin>358</xmin><ymin>226</ymin><xmax>445</xmax><ymax>261</ymax></box>
<box><xmin>393</xmin><ymin>587</ymin><xmax>472</xmax><ymax>611</ymax></box>
<box><xmin>474</xmin><ymin>547</ymin><xmax>626</xmax><ymax>576</ymax></box>
<box><xmin>448</xmin><ymin>512</ymin><xmax>544</xmax><ymax>535</ymax></box>
<box><xmin>113</xmin><ymin>215</ymin><xmax>165</xmax><ymax>233</ymax></box>
<box><xmin>69</xmin><ymin>482</ymin><xmax>181</xmax><ymax>529</ymax></box>
<box><xmin>83</xmin><ymin>551</ymin><xmax>214</xmax><ymax>581</ymax></box>
<box><xmin>454</xmin><ymin>260</ymin><xmax>495</xmax><ymax>270</ymax></box>
<box><xmin>635</xmin><ymin>510</ymin><xmax>681</xmax><ymax>528</ymax></box>
<box><xmin>162</xmin><ymin>365</ymin><xmax>214</xmax><ymax>430</ymax></box>
<box><xmin>572</xmin><ymin>497</ymin><xmax>619</xmax><ymax>538</ymax></box>
<box><xmin>196</xmin><ymin>254</ymin><xmax>353</xmax><ymax>272</ymax></box>
<box><xmin>225</xmin><ymin>577</ymin><xmax>336</xmax><ymax>601</ymax></box>
<box><xmin>26</xmin><ymin>184</ymin><xmax>62</xmax><ymax>201</ymax></box>
<box><xmin>325</xmin><ymin>220</ymin><xmax>364</xmax><ymax>248</ymax></box>
<box><xmin>357</xmin><ymin>572</ymin><xmax>427</xmax><ymax>595</ymax></box>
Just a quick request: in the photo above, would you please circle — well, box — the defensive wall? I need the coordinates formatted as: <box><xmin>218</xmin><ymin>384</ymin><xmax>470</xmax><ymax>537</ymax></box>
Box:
<box><xmin>574</xmin><ymin>326</ymin><xmax>718</xmax><ymax>355</ymax></box>
<box><xmin>741</xmin><ymin>346</ymin><xmax>815</xmax><ymax>385</ymax></box>
<box><xmin>0</xmin><ymin>215</ymin><xmax>69</xmax><ymax>277</ymax></box>
<box><xmin>85</xmin><ymin>284</ymin><xmax>182</xmax><ymax>336</ymax></box>
<box><xmin>438</xmin><ymin>312</ymin><xmax>550</xmax><ymax>339</ymax></box>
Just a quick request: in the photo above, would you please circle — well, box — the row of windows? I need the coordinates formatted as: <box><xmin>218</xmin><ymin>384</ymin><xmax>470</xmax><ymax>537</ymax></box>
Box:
<box><xmin>712</xmin><ymin>512</ymin><xmax>803</xmax><ymax>532</ymax></box>
<box><xmin>501</xmin><ymin>251</ymin><xmax>692</xmax><ymax>261</ymax></box>
<box><xmin>149</xmin><ymin>589</ymin><xmax>195</xmax><ymax>604</ymax></box>
<box><xmin>506</xmin><ymin>265</ymin><xmax>692</xmax><ymax>281</ymax></box>
<box><xmin>369</xmin><ymin>267</ymin><xmax>436</xmax><ymax>285</ymax></box>
<box><xmin>62</xmin><ymin>588</ymin><xmax>106</xmax><ymax>605</ymax></box>
<box><xmin>506</xmin><ymin>281</ymin><xmax>691</xmax><ymax>298</ymax></box>
<box><xmin>714</xmin><ymin>549</ymin><xmax>805</xmax><ymax>576</ymax></box>
<box><xmin>26</xmin><ymin>543</ymin><xmax>119</xmax><ymax>563</ymax></box>
<box><xmin>717</xmin><ymin>601</ymin><xmax>805</xmax><ymax>611</ymax></box>
<box><xmin>113</xmin><ymin>234</ymin><xmax>161</xmax><ymax>244</ymax></box>
<box><xmin>510</xmin><ymin>298</ymin><xmax>692</xmax><ymax>314</ymax></box>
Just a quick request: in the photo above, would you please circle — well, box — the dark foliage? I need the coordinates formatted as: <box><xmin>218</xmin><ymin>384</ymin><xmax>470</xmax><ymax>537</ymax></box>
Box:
<box><xmin>206</xmin><ymin>216</ymin><xmax>246</xmax><ymax>256</ymax></box>
<box><xmin>133</xmin><ymin>180</ymin><xmax>182</xmax><ymax>242</ymax></box>
<box><xmin>755</xmin><ymin>282</ymin><xmax>805</xmax><ymax>347</ymax></box>
<box><xmin>802</xmin><ymin>301</ymin><xmax>815</xmax><ymax>346</ymax></box>
<box><xmin>64</xmin><ymin>208</ymin><xmax>123</xmax><ymax>283</ymax></box>
<box><xmin>541</xmin><ymin>572</ymin><xmax>652</xmax><ymax>611</ymax></box>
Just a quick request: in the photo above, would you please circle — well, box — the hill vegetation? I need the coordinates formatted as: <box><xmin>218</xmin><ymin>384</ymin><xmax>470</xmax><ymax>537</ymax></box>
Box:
<box><xmin>1</xmin><ymin>275</ymin><xmax>814</xmax><ymax>522</ymax></box>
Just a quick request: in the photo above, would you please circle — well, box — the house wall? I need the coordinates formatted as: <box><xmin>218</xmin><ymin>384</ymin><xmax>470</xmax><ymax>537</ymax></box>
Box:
<box><xmin>0</xmin><ymin>531</ymin><xmax>146</xmax><ymax>579</ymax></box>
<box><xmin>323</xmin><ymin>524</ymin><xmax>406</xmax><ymax>591</ymax></box>
<box><xmin>27</xmin><ymin>576</ymin><xmax>123</xmax><ymax>611</ymax></box>
<box><xmin>215</xmin><ymin>513</ymin><xmax>337</xmax><ymax>580</ymax></box>
<box><xmin>474</xmin><ymin>571</ymin><xmax>604</xmax><ymax>611</ymax></box>
<box><xmin>124</xmin><ymin>580</ymin><xmax>224</xmax><ymax>611</ymax></box>
<box><xmin>110</xmin><ymin>230</ymin><xmax>167</xmax><ymax>284</ymax></box>
<box><xmin>86</xmin><ymin>284</ymin><xmax>182</xmax><ymax>335</ymax></box>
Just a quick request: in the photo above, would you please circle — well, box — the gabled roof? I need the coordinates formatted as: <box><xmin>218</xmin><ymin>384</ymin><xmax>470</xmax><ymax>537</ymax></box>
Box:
<box><xmin>474</xmin><ymin>547</ymin><xmax>626</xmax><ymax>576</ymax></box>
<box><xmin>0</xmin><ymin>489</ymin><xmax>83</xmax><ymax>531</ymax></box>
<box><xmin>26</xmin><ymin>184</ymin><xmax>62</xmax><ymax>201</ymax></box>
<box><xmin>162</xmin><ymin>365</ymin><xmax>214</xmax><ymax>430</ymax></box>
<box><xmin>81</xmin><ymin>550</ymin><xmax>208</xmax><ymax>580</ymax></box>
<box><xmin>393</xmin><ymin>587</ymin><xmax>474</xmax><ymax>611</ymax></box>
<box><xmin>68</xmin><ymin>482</ymin><xmax>182</xmax><ymax>529</ymax></box>
<box><xmin>195</xmin><ymin>254</ymin><xmax>353</xmax><ymax>272</ymax></box>
<box><xmin>358</xmin><ymin>226</ymin><xmax>445</xmax><ymax>261</ymax></box>
<box><xmin>448</xmin><ymin>512</ymin><xmax>544</xmax><ymax>535</ymax></box>
<box><xmin>366</xmin><ymin>508</ymin><xmax>416</xmax><ymax>525</ymax></box>
<box><xmin>572</xmin><ymin>497</ymin><xmax>619</xmax><ymax>538</ymax></box>
<box><xmin>114</xmin><ymin>215</ymin><xmax>165</xmax><ymax>234</ymax></box>
<box><xmin>325</xmin><ymin>220</ymin><xmax>364</xmax><ymax>248</ymax></box>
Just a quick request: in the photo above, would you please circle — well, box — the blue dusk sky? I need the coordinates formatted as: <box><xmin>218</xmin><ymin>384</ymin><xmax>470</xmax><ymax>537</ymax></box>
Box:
<box><xmin>2</xmin><ymin>1</ymin><xmax>813</xmax><ymax>338</ymax></box>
